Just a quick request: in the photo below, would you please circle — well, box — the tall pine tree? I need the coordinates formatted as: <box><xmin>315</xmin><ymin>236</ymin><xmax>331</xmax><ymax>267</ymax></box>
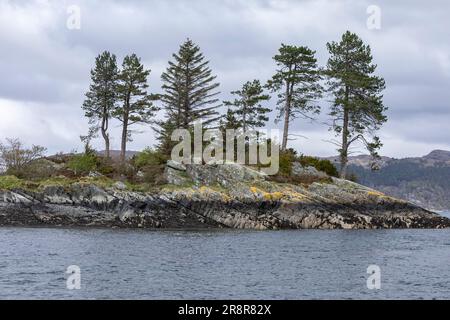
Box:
<box><xmin>157</xmin><ymin>39</ymin><xmax>221</xmax><ymax>154</ymax></box>
<box><xmin>224</xmin><ymin>80</ymin><xmax>271</xmax><ymax>132</ymax></box>
<box><xmin>326</xmin><ymin>31</ymin><xmax>387</xmax><ymax>178</ymax></box>
<box><xmin>82</xmin><ymin>51</ymin><xmax>119</xmax><ymax>158</ymax></box>
<box><xmin>114</xmin><ymin>54</ymin><xmax>159</xmax><ymax>164</ymax></box>
<box><xmin>266</xmin><ymin>44</ymin><xmax>323</xmax><ymax>151</ymax></box>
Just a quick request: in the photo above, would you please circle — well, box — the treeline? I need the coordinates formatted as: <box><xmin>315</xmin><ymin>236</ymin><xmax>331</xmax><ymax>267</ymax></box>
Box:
<box><xmin>83</xmin><ymin>31</ymin><xmax>387</xmax><ymax>177</ymax></box>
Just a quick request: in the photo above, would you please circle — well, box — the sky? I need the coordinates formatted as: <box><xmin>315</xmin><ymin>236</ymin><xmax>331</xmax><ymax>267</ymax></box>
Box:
<box><xmin>0</xmin><ymin>0</ymin><xmax>449</xmax><ymax>158</ymax></box>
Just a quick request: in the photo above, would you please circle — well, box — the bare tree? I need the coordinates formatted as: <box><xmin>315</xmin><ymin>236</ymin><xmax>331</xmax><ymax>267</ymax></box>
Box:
<box><xmin>0</xmin><ymin>138</ymin><xmax>47</xmax><ymax>174</ymax></box>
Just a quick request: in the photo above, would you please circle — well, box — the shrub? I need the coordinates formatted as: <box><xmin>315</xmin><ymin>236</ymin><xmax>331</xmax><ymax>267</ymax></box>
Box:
<box><xmin>0</xmin><ymin>138</ymin><xmax>47</xmax><ymax>177</ymax></box>
<box><xmin>45</xmin><ymin>152</ymin><xmax>72</xmax><ymax>165</ymax></box>
<box><xmin>133</xmin><ymin>148</ymin><xmax>167</xmax><ymax>169</ymax></box>
<box><xmin>19</xmin><ymin>159</ymin><xmax>56</xmax><ymax>180</ymax></box>
<box><xmin>96</xmin><ymin>157</ymin><xmax>115</xmax><ymax>176</ymax></box>
<box><xmin>278</xmin><ymin>149</ymin><xmax>298</xmax><ymax>176</ymax></box>
<box><xmin>273</xmin><ymin>149</ymin><xmax>338</xmax><ymax>185</ymax></box>
<box><xmin>299</xmin><ymin>155</ymin><xmax>339</xmax><ymax>177</ymax></box>
<box><xmin>141</xmin><ymin>164</ymin><xmax>166</xmax><ymax>185</ymax></box>
<box><xmin>127</xmin><ymin>148</ymin><xmax>166</xmax><ymax>184</ymax></box>
<box><xmin>67</xmin><ymin>153</ymin><xmax>98</xmax><ymax>176</ymax></box>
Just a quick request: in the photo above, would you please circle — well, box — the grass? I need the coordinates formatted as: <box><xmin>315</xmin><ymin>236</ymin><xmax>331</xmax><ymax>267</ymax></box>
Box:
<box><xmin>0</xmin><ymin>175</ymin><xmax>117</xmax><ymax>191</ymax></box>
<box><xmin>0</xmin><ymin>175</ymin><xmax>25</xmax><ymax>190</ymax></box>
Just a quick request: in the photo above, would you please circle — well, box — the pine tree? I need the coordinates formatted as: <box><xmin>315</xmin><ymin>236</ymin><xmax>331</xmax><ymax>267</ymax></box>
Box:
<box><xmin>154</xmin><ymin>119</ymin><xmax>179</xmax><ymax>159</ymax></box>
<box><xmin>159</xmin><ymin>39</ymin><xmax>221</xmax><ymax>130</ymax></box>
<box><xmin>82</xmin><ymin>51</ymin><xmax>119</xmax><ymax>158</ymax></box>
<box><xmin>326</xmin><ymin>31</ymin><xmax>387</xmax><ymax>178</ymax></box>
<box><xmin>156</xmin><ymin>39</ymin><xmax>222</xmax><ymax>156</ymax></box>
<box><xmin>220</xmin><ymin>109</ymin><xmax>241</xmax><ymax>131</ymax></box>
<box><xmin>114</xmin><ymin>54</ymin><xmax>159</xmax><ymax>164</ymax></box>
<box><xmin>224</xmin><ymin>80</ymin><xmax>271</xmax><ymax>132</ymax></box>
<box><xmin>266</xmin><ymin>44</ymin><xmax>323</xmax><ymax>151</ymax></box>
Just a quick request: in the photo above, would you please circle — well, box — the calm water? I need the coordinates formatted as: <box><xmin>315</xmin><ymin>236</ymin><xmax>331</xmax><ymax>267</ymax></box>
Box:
<box><xmin>0</xmin><ymin>213</ymin><xmax>449</xmax><ymax>300</ymax></box>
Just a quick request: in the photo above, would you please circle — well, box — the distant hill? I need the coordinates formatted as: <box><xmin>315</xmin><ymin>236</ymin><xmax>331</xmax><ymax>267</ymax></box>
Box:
<box><xmin>326</xmin><ymin>150</ymin><xmax>450</xmax><ymax>211</ymax></box>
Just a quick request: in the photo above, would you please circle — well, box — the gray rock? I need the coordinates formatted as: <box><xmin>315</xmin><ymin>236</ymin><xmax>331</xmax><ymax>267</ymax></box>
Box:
<box><xmin>88</xmin><ymin>171</ymin><xmax>103</xmax><ymax>178</ymax></box>
<box><xmin>292</xmin><ymin>162</ymin><xmax>328</xmax><ymax>179</ymax></box>
<box><xmin>167</xmin><ymin>160</ymin><xmax>186</xmax><ymax>171</ymax></box>
<box><xmin>164</xmin><ymin>166</ymin><xmax>190</xmax><ymax>186</ymax></box>
<box><xmin>136</xmin><ymin>171</ymin><xmax>145</xmax><ymax>179</ymax></box>
<box><xmin>113</xmin><ymin>181</ymin><xmax>127</xmax><ymax>190</ymax></box>
<box><xmin>119</xmin><ymin>209</ymin><xmax>136</xmax><ymax>222</ymax></box>
<box><xmin>1</xmin><ymin>183</ymin><xmax>449</xmax><ymax>230</ymax></box>
<box><xmin>185</xmin><ymin>162</ymin><xmax>265</xmax><ymax>187</ymax></box>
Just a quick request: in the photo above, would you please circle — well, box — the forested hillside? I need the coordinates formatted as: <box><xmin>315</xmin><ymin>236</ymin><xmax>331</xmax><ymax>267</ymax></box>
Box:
<box><xmin>333</xmin><ymin>150</ymin><xmax>450</xmax><ymax>211</ymax></box>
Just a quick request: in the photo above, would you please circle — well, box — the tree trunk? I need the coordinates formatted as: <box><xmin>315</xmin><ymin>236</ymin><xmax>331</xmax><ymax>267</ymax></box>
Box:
<box><xmin>101</xmin><ymin>116</ymin><xmax>110</xmax><ymax>159</ymax></box>
<box><xmin>281</xmin><ymin>80</ymin><xmax>292</xmax><ymax>152</ymax></box>
<box><xmin>281</xmin><ymin>108</ymin><xmax>290</xmax><ymax>151</ymax></box>
<box><xmin>340</xmin><ymin>87</ymin><xmax>349</xmax><ymax>178</ymax></box>
<box><xmin>120</xmin><ymin>92</ymin><xmax>132</xmax><ymax>165</ymax></box>
<box><xmin>102</xmin><ymin>130</ymin><xmax>110</xmax><ymax>159</ymax></box>
<box><xmin>242</xmin><ymin>108</ymin><xmax>247</xmax><ymax>134</ymax></box>
<box><xmin>120</xmin><ymin>113</ymin><xmax>129</xmax><ymax>164</ymax></box>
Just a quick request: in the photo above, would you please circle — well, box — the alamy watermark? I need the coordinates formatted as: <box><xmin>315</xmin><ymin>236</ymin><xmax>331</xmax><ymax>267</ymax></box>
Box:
<box><xmin>366</xmin><ymin>265</ymin><xmax>381</xmax><ymax>290</ymax></box>
<box><xmin>66</xmin><ymin>265</ymin><xmax>81</xmax><ymax>290</ymax></box>
<box><xmin>367</xmin><ymin>5</ymin><xmax>382</xmax><ymax>30</ymax></box>
<box><xmin>170</xmin><ymin>122</ymin><xmax>280</xmax><ymax>175</ymax></box>
<box><xmin>66</xmin><ymin>5</ymin><xmax>81</xmax><ymax>30</ymax></box>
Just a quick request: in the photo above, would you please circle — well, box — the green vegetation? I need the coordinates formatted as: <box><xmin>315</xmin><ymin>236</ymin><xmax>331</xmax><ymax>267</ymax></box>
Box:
<box><xmin>0</xmin><ymin>31</ymin><xmax>388</xmax><ymax>192</ymax></box>
<box><xmin>155</xmin><ymin>39</ymin><xmax>222</xmax><ymax>156</ymax></box>
<box><xmin>67</xmin><ymin>153</ymin><xmax>98</xmax><ymax>176</ymax></box>
<box><xmin>0</xmin><ymin>138</ymin><xmax>47</xmax><ymax>179</ymax></box>
<box><xmin>223</xmin><ymin>80</ymin><xmax>271</xmax><ymax>132</ymax></box>
<box><xmin>326</xmin><ymin>31</ymin><xmax>387</xmax><ymax>177</ymax></box>
<box><xmin>271</xmin><ymin>149</ymin><xmax>337</xmax><ymax>185</ymax></box>
<box><xmin>131</xmin><ymin>148</ymin><xmax>167</xmax><ymax>185</ymax></box>
<box><xmin>278</xmin><ymin>149</ymin><xmax>298</xmax><ymax>176</ymax></box>
<box><xmin>0</xmin><ymin>139</ymin><xmax>171</xmax><ymax>192</ymax></box>
<box><xmin>82</xmin><ymin>51</ymin><xmax>118</xmax><ymax>159</ymax></box>
<box><xmin>298</xmin><ymin>155</ymin><xmax>339</xmax><ymax>177</ymax></box>
<box><xmin>266</xmin><ymin>44</ymin><xmax>323</xmax><ymax>151</ymax></box>
<box><xmin>0</xmin><ymin>174</ymin><xmax>120</xmax><ymax>192</ymax></box>
<box><xmin>133</xmin><ymin>148</ymin><xmax>167</xmax><ymax>168</ymax></box>
<box><xmin>82</xmin><ymin>51</ymin><xmax>158</xmax><ymax>163</ymax></box>
<box><xmin>78</xmin><ymin>32</ymin><xmax>387</xmax><ymax>173</ymax></box>
<box><xmin>0</xmin><ymin>175</ymin><xmax>25</xmax><ymax>189</ymax></box>
<box><xmin>277</xmin><ymin>149</ymin><xmax>338</xmax><ymax>178</ymax></box>
<box><xmin>114</xmin><ymin>54</ymin><xmax>159</xmax><ymax>163</ymax></box>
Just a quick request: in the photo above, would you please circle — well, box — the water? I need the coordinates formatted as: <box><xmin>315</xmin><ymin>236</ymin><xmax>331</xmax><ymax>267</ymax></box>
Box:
<box><xmin>0</xmin><ymin>215</ymin><xmax>449</xmax><ymax>299</ymax></box>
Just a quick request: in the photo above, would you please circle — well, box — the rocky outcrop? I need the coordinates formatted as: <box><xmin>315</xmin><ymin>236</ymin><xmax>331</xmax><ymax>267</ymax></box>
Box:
<box><xmin>1</xmin><ymin>163</ymin><xmax>449</xmax><ymax>230</ymax></box>
<box><xmin>164</xmin><ymin>160</ymin><xmax>266</xmax><ymax>187</ymax></box>
<box><xmin>165</xmin><ymin>160</ymin><xmax>190</xmax><ymax>186</ymax></box>
<box><xmin>292</xmin><ymin>162</ymin><xmax>328</xmax><ymax>179</ymax></box>
<box><xmin>185</xmin><ymin>162</ymin><xmax>266</xmax><ymax>187</ymax></box>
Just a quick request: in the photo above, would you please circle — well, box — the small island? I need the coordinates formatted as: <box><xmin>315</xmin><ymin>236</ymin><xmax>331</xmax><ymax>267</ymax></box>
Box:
<box><xmin>1</xmin><ymin>33</ymin><xmax>449</xmax><ymax>231</ymax></box>
<box><xmin>0</xmin><ymin>150</ymin><xmax>448</xmax><ymax>230</ymax></box>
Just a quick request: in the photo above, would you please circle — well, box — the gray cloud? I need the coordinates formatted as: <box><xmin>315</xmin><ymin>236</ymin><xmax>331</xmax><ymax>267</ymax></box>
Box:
<box><xmin>0</xmin><ymin>0</ymin><xmax>449</xmax><ymax>157</ymax></box>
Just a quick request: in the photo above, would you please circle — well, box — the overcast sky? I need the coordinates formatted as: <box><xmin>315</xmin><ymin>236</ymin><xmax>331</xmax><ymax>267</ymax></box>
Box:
<box><xmin>1</xmin><ymin>0</ymin><xmax>449</xmax><ymax>158</ymax></box>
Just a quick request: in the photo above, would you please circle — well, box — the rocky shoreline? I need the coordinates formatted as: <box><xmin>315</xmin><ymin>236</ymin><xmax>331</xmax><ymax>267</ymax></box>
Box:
<box><xmin>1</xmin><ymin>163</ymin><xmax>449</xmax><ymax>230</ymax></box>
